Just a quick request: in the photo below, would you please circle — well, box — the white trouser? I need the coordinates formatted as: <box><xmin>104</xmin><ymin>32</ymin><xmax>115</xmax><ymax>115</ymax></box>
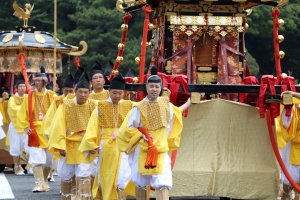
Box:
<box><xmin>52</xmin><ymin>157</ymin><xmax>57</xmax><ymax>171</ymax></box>
<box><xmin>90</xmin><ymin>157</ymin><xmax>98</xmax><ymax>177</ymax></box>
<box><xmin>8</xmin><ymin>123</ymin><xmax>29</xmax><ymax>156</ymax></box>
<box><xmin>117</xmin><ymin>152</ymin><xmax>131</xmax><ymax>189</ymax></box>
<box><xmin>28</xmin><ymin>147</ymin><xmax>52</xmax><ymax>168</ymax></box>
<box><xmin>281</xmin><ymin>142</ymin><xmax>300</xmax><ymax>185</ymax></box>
<box><xmin>129</xmin><ymin>145</ymin><xmax>172</xmax><ymax>190</ymax></box>
<box><xmin>58</xmin><ymin>157</ymin><xmax>91</xmax><ymax>181</ymax></box>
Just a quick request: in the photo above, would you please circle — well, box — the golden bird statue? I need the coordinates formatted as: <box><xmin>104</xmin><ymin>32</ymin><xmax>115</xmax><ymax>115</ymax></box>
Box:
<box><xmin>12</xmin><ymin>1</ymin><xmax>34</xmax><ymax>27</ymax></box>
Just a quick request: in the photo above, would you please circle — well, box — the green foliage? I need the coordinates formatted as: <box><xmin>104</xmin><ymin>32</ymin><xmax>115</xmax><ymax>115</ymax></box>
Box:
<box><xmin>246</xmin><ymin>1</ymin><xmax>300</xmax><ymax>79</ymax></box>
<box><xmin>245</xmin><ymin>49</ymin><xmax>259</xmax><ymax>76</ymax></box>
<box><xmin>2</xmin><ymin>0</ymin><xmax>300</xmax><ymax>81</ymax></box>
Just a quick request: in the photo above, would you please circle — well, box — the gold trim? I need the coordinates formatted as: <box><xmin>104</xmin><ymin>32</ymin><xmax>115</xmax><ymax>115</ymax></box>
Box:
<box><xmin>34</xmin><ymin>34</ymin><xmax>46</xmax><ymax>44</ymax></box>
<box><xmin>67</xmin><ymin>41</ymin><xmax>88</xmax><ymax>56</ymax></box>
<box><xmin>116</xmin><ymin>0</ymin><xmax>125</xmax><ymax>13</ymax></box>
<box><xmin>277</xmin><ymin>0</ymin><xmax>289</xmax><ymax>7</ymax></box>
<box><xmin>2</xmin><ymin>34</ymin><xmax>13</xmax><ymax>43</ymax></box>
<box><xmin>170</xmin><ymin>15</ymin><xmax>243</xmax><ymax>26</ymax></box>
<box><xmin>198</xmin><ymin>67</ymin><xmax>212</xmax><ymax>71</ymax></box>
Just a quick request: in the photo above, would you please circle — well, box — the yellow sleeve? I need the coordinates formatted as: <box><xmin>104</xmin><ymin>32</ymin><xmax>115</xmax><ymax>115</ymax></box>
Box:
<box><xmin>48</xmin><ymin>104</ymin><xmax>67</xmax><ymax>159</ymax></box>
<box><xmin>78</xmin><ymin>109</ymin><xmax>100</xmax><ymax>163</ymax></box>
<box><xmin>42</xmin><ymin>101</ymin><xmax>57</xmax><ymax>136</ymax></box>
<box><xmin>7</xmin><ymin>97</ymin><xmax>20</xmax><ymax>117</ymax></box>
<box><xmin>117</xmin><ymin>109</ymin><xmax>142</xmax><ymax>154</ymax></box>
<box><xmin>167</xmin><ymin>105</ymin><xmax>183</xmax><ymax>152</ymax></box>
<box><xmin>17</xmin><ymin>95</ymin><xmax>29</xmax><ymax>129</ymax></box>
<box><xmin>280</xmin><ymin>105</ymin><xmax>298</xmax><ymax>143</ymax></box>
<box><xmin>0</xmin><ymin>101</ymin><xmax>8</xmax><ymax>123</ymax></box>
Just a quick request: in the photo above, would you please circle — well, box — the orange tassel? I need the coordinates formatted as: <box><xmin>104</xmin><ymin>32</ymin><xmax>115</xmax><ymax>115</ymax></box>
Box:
<box><xmin>145</xmin><ymin>145</ymin><xmax>158</xmax><ymax>169</ymax></box>
<box><xmin>138</xmin><ymin>127</ymin><xmax>158</xmax><ymax>169</ymax></box>
<box><xmin>28</xmin><ymin>90</ymin><xmax>40</xmax><ymax>147</ymax></box>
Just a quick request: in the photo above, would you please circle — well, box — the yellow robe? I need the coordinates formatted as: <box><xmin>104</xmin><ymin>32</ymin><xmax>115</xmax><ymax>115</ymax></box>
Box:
<box><xmin>17</xmin><ymin>90</ymin><xmax>55</xmax><ymax>148</ymax></box>
<box><xmin>7</xmin><ymin>94</ymin><xmax>27</xmax><ymax>133</ymax></box>
<box><xmin>79</xmin><ymin>99</ymin><xmax>133</xmax><ymax>200</ymax></box>
<box><xmin>48</xmin><ymin>98</ymin><xmax>97</xmax><ymax>164</ymax></box>
<box><xmin>89</xmin><ymin>90</ymin><xmax>109</xmax><ymax>101</ymax></box>
<box><xmin>275</xmin><ymin>104</ymin><xmax>286</xmax><ymax>148</ymax></box>
<box><xmin>42</xmin><ymin>93</ymin><xmax>75</xmax><ymax>137</ymax></box>
<box><xmin>279</xmin><ymin>97</ymin><xmax>300</xmax><ymax>165</ymax></box>
<box><xmin>117</xmin><ymin>97</ymin><xmax>183</xmax><ymax>175</ymax></box>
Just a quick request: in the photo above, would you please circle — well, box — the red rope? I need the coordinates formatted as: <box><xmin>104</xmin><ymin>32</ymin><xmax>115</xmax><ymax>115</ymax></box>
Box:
<box><xmin>266</xmin><ymin>109</ymin><xmax>300</xmax><ymax>193</ymax></box>
<box><xmin>109</xmin><ymin>13</ymin><xmax>132</xmax><ymax>81</ymax></box>
<box><xmin>18</xmin><ymin>53</ymin><xmax>30</xmax><ymax>93</ymax></box>
<box><xmin>137</xmin><ymin>6</ymin><xmax>152</xmax><ymax>101</ymax></box>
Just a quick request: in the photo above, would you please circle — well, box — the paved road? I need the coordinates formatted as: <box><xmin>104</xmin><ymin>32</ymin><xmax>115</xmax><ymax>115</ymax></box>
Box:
<box><xmin>1</xmin><ymin>168</ymin><xmax>61</xmax><ymax>200</ymax></box>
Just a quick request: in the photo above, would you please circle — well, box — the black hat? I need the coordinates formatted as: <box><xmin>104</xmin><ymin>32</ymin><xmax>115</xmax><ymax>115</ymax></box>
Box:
<box><xmin>147</xmin><ymin>66</ymin><xmax>161</xmax><ymax>84</ymax></box>
<box><xmin>110</xmin><ymin>74</ymin><xmax>125</xmax><ymax>90</ymax></box>
<box><xmin>104</xmin><ymin>61</ymin><xmax>113</xmax><ymax>77</ymax></box>
<box><xmin>35</xmin><ymin>66</ymin><xmax>47</xmax><ymax>78</ymax></box>
<box><xmin>46</xmin><ymin>82</ymin><xmax>53</xmax><ymax>90</ymax></box>
<box><xmin>125</xmin><ymin>68</ymin><xmax>136</xmax><ymax>77</ymax></box>
<box><xmin>76</xmin><ymin>72</ymin><xmax>90</xmax><ymax>90</ymax></box>
<box><xmin>90</xmin><ymin>62</ymin><xmax>104</xmax><ymax>79</ymax></box>
<box><xmin>16</xmin><ymin>73</ymin><xmax>25</xmax><ymax>87</ymax></box>
<box><xmin>63</xmin><ymin>74</ymin><xmax>74</xmax><ymax>88</ymax></box>
<box><xmin>74</xmin><ymin>67</ymin><xmax>85</xmax><ymax>85</ymax></box>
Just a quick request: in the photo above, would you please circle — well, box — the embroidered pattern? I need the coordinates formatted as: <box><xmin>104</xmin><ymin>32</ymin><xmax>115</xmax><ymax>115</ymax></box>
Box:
<box><xmin>136</xmin><ymin>97</ymin><xmax>170</xmax><ymax>131</ymax></box>
<box><xmin>65</xmin><ymin>99</ymin><xmax>97</xmax><ymax>133</ymax></box>
<box><xmin>98</xmin><ymin>100</ymin><xmax>132</xmax><ymax>128</ymax></box>
<box><xmin>89</xmin><ymin>90</ymin><xmax>109</xmax><ymax>101</ymax></box>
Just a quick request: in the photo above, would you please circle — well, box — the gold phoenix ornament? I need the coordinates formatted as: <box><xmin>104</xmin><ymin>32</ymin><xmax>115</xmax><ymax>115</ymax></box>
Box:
<box><xmin>13</xmin><ymin>1</ymin><xmax>34</xmax><ymax>27</ymax></box>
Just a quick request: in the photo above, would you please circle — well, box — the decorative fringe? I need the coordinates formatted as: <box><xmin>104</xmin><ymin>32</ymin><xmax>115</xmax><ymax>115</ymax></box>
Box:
<box><xmin>138</xmin><ymin>127</ymin><xmax>158</xmax><ymax>169</ymax></box>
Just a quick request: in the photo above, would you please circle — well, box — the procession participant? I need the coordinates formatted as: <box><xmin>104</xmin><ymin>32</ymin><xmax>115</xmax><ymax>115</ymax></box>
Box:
<box><xmin>17</xmin><ymin>66</ymin><xmax>56</xmax><ymax>192</ymax></box>
<box><xmin>48</xmin><ymin>72</ymin><xmax>98</xmax><ymax>200</ymax></box>
<box><xmin>89</xmin><ymin>62</ymin><xmax>109</xmax><ymax>100</ymax></box>
<box><xmin>278</xmin><ymin>90</ymin><xmax>300</xmax><ymax>200</ymax></box>
<box><xmin>43</xmin><ymin>73</ymin><xmax>75</xmax><ymax>182</ymax></box>
<box><xmin>88</xmin><ymin>62</ymin><xmax>110</xmax><ymax>194</ymax></box>
<box><xmin>117</xmin><ymin>66</ymin><xmax>191</xmax><ymax>200</ymax></box>
<box><xmin>74</xmin><ymin>67</ymin><xmax>85</xmax><ymax>89</ymax></box>
<box><xmin>79</xmin><ymin>74</ymin><xmax>133</xmax><ymax>200</ymax></box>
<box><xmin>7</xmin><ymin>73</ymin><xmax>28</xmax><ymax>175</ymax></box>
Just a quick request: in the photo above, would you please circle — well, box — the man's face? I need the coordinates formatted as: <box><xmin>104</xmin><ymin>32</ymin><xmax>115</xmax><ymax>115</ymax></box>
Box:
<box><xmin>62</xmin><ymin>87</ymin><xmax>74</xmax><ymax>96</ymax></box>
<box><xmin>75</xmin><ymin>88</ymin><xmax>90</xmax><ymax>105</ymax></box>
<box><xmin>91</xmin><ymin>73</ymin><xmax>105</xmax><ymax>91</ymax></box>
<box><xmin>34</xmin><ymin>77</ymin><xmax>46</xmax><ymax>90</ymax></box>
<box><xmin>17</xmin><ymin>84</ymin><xmax>26</xmax><ymax>95</ymax></box>
<box><xmin>109</xmin><ymin>89</ymin><xmax>124</xmax><ymax>104</ymax></box>
<box><xmin>146</xmin><ymin>82</ymin><xmax>161</xmax><ymax>101</ymax></box>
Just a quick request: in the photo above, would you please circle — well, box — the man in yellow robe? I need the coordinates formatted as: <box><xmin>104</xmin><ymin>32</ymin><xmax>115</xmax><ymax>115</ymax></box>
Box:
<box><xmin>88</xmin><ymin>62</ymin><xmax>110</xmax><ymax>193</ymax></box>
<box><xmin>278</xmin><ymin>91</ymin><xmax>300</xmax><ymax>200</ymax></box>
<box><xmin>79</xmin><ymin>74</ymin><xmax>133</xmax><ymax>200</ymax></box>
<box><xmin>89</xmin><ymin>62</ymin><xmax>109</xmax><ymax>100</ymax></box>
<box><xmin>8</xmin><ymin>73</ymin><xmax>28</xmax><ymax>175</ymax></box>
<box><xmin>117</xmin><ymin>66</ymin><xmax>191</xmax><ymax>200</ymax></box>
<box><xmin>48</xmin><ymin>72</ymin><xmax>98</xmax><ymax>200</ymax></box>
<box><xmin>17</xmin><ymin>66</ymin><xmax>56</xmax><ymax>192</ymax></box>
<box><xmin>42</xmin><ymin>73</ymin><xmax>75</xmax><ymax>182</ymax></box>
